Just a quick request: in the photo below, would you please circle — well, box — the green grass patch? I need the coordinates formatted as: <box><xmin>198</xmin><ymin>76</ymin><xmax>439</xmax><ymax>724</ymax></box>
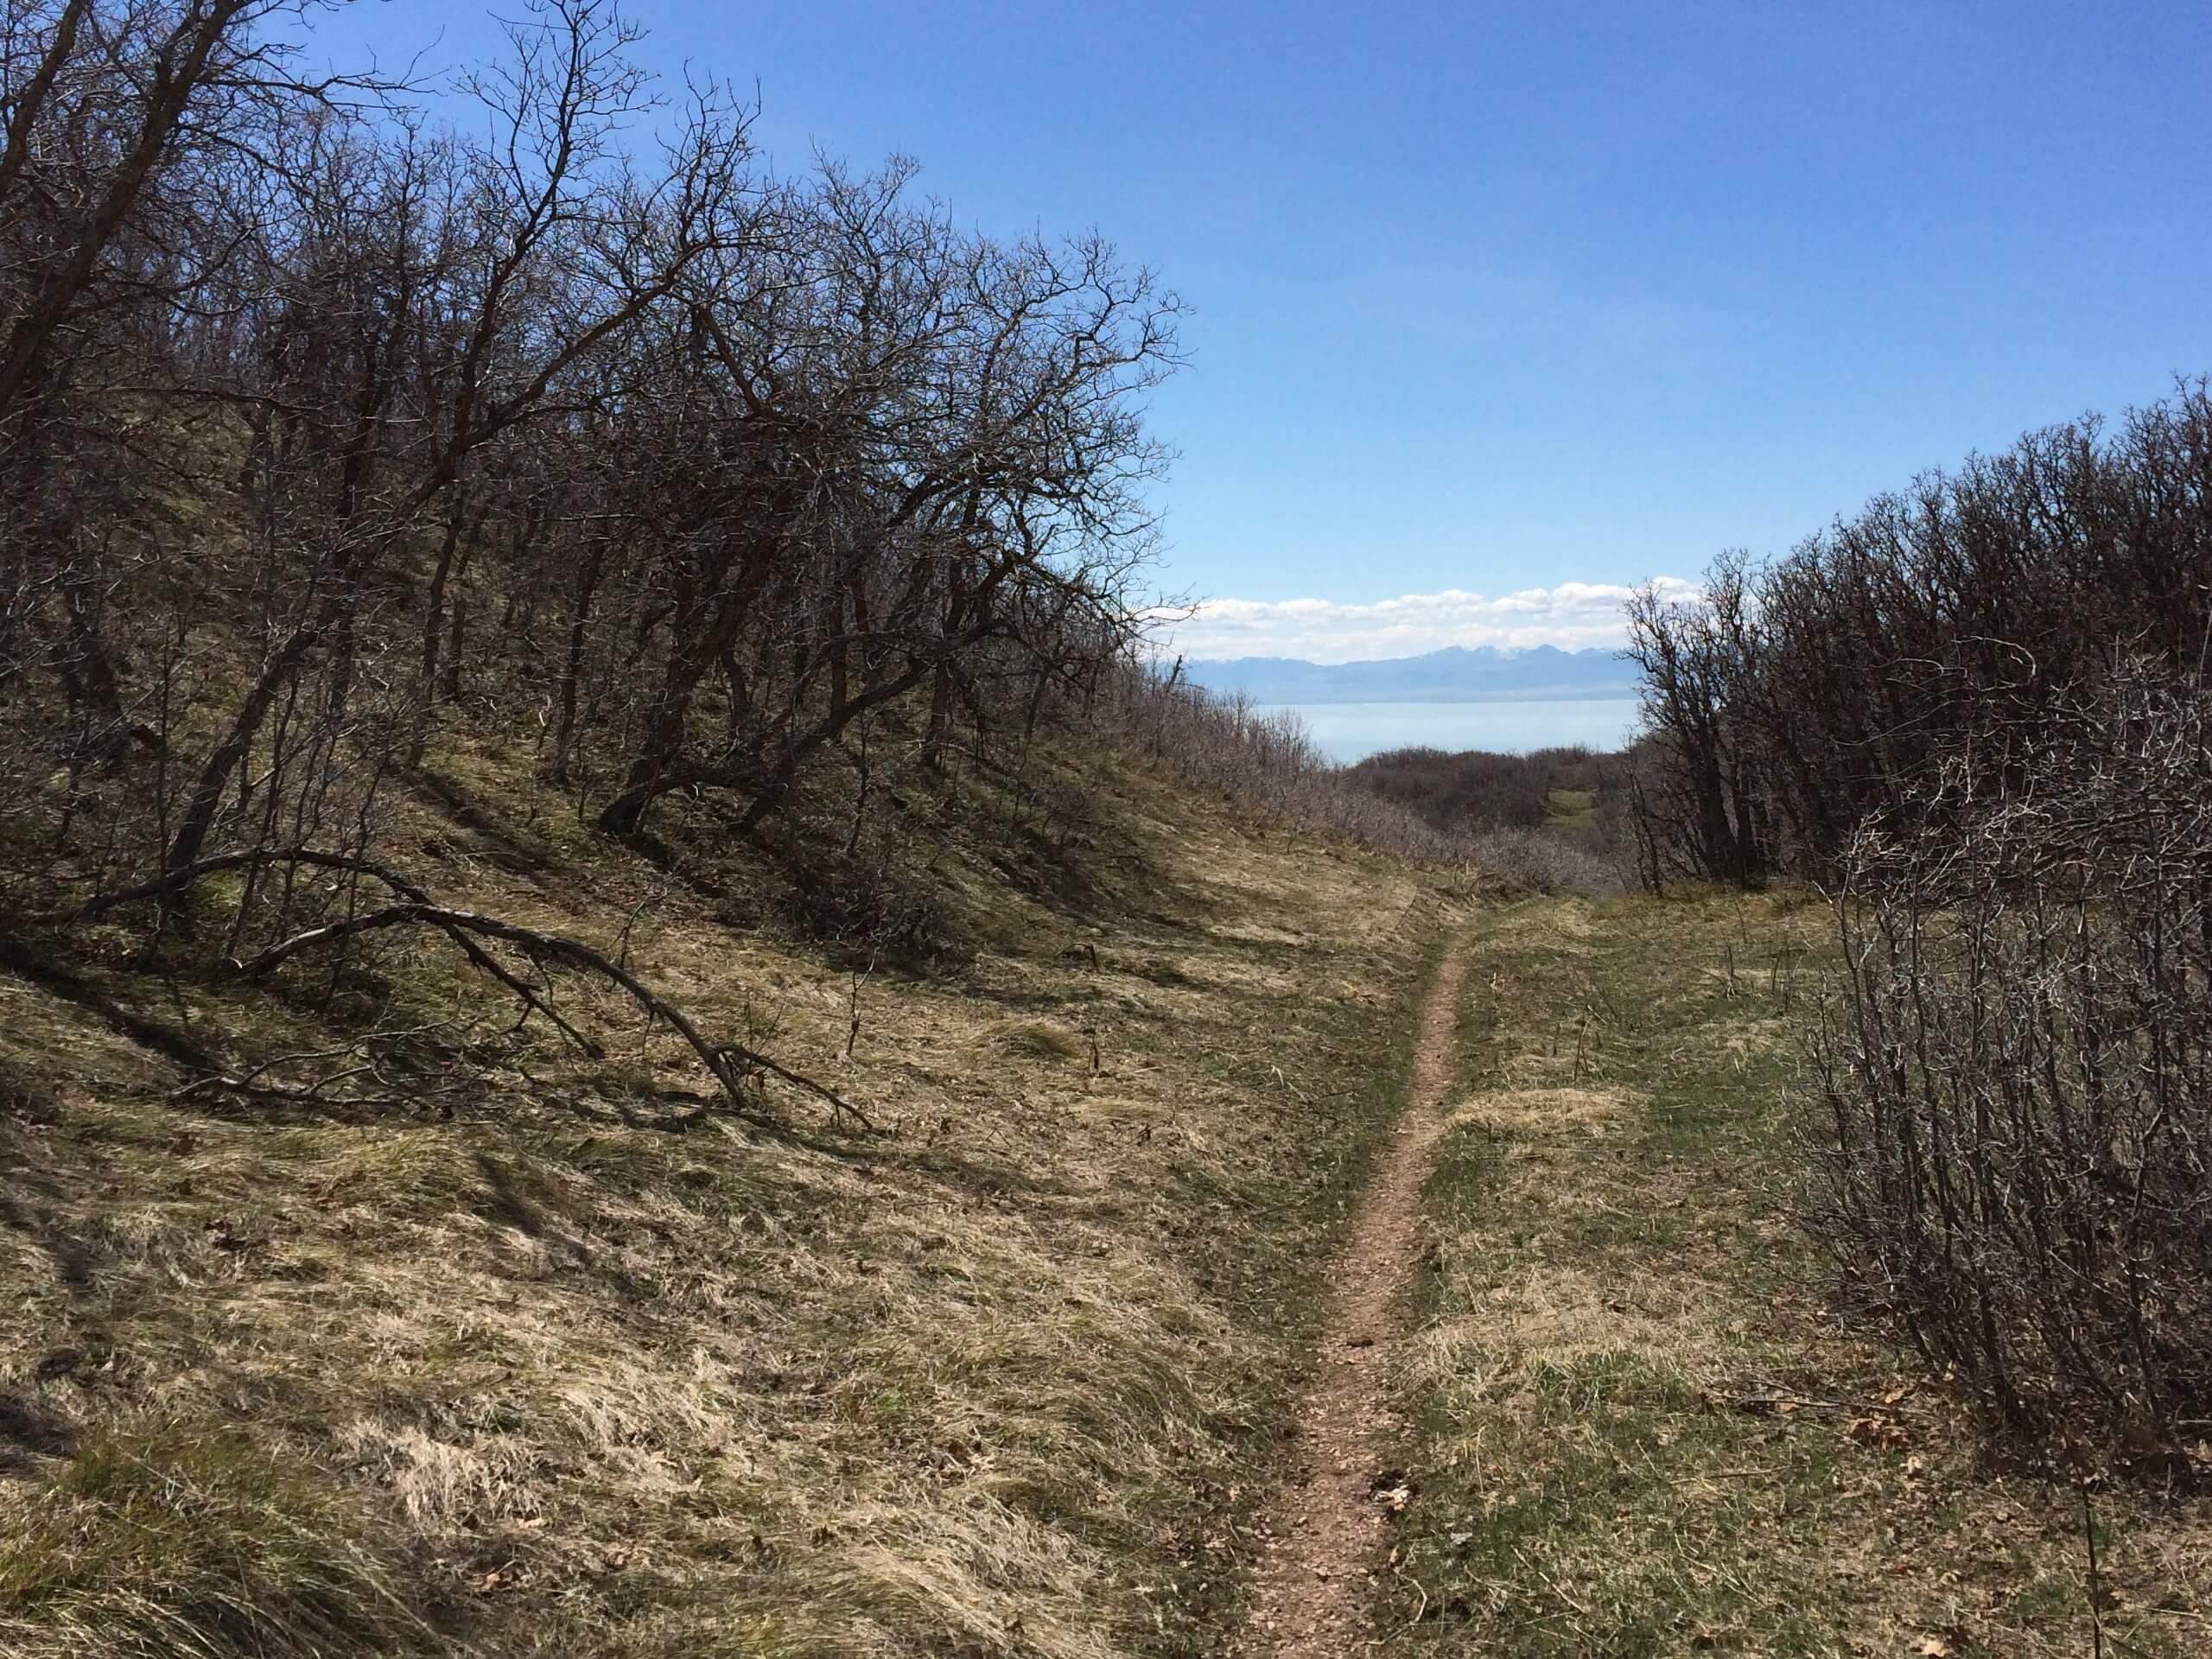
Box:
<box><xmin>1</xmin><ymin>1427</ymin><xmax>433</xmax><ymax>1659</ymax></box>
<box><xmin>1387</xmin><ymin>892</ymin><xmax>2211</xmax><ymax>1657</ymax></box>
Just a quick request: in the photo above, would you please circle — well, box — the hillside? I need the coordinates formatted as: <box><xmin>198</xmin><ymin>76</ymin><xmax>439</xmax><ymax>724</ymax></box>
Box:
<box><xmin>0</xmin><ymin>15</ymin><xmax>1496</xmax><ymax>1645</ymax></box>
<box><xmin>1</xmin><ymin>738</ymin><xmax>1450</xmax><ymax>1657</ymax></box>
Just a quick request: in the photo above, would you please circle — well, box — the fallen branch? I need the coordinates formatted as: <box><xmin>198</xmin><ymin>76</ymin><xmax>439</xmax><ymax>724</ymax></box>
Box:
<box><xmin>75</xmin><ymin>847</ymin><xmax>605</xmax><ymax>1059</ymax></box>
<box><xmin>230</xmin><ymin>900</ymin><xmax>871</xmax><ymax>1129</ymax></box>
<box><xmin>1701</xmin><ymin>1389</ymin><xmax>1850</xmax><ymax>1416</ymax></box>
<box><xmin>68</xmin><ymin>849</ymin><xmax>870</xmax><ymax>1130</ymax></box>
<box><xmin>166</xmin><ymin>1020</ymin><xmax>482</xmax><ymax>1113</ymax></box>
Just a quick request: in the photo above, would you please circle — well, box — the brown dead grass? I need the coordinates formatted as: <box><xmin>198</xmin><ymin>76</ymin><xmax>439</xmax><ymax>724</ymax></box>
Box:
<box><xmin>0</xmin><ymin>738</ymin><xmax>1449</xmax><ymax>1658</ymax></box>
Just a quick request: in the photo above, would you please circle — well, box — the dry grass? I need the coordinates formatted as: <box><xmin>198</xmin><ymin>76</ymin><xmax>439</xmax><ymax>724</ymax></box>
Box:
<box><xmin>1387</xmin><ymin>889</ymin><xmax>2212</xmax><ymax>1656</ymax></box>
<box><xmin>0</xmin><ymin>736</ymin><xmax>1451</xmax><ymax>1658</ymax></box>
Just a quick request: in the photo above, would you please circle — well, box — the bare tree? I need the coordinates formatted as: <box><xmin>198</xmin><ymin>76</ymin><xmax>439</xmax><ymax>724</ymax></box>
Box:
<box><xmin>0</xmin><ymin>0</ymin><xmax>1216</xmax><ymax>1123</ymax></box>
<box><xmin>1621</xmin><ymin>556</ymin><xmax>1769</xmax><ymax>887</ymax></box>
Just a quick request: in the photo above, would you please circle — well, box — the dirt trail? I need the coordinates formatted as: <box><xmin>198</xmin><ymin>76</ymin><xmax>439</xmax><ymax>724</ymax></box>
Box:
<box><xmin>1234</xmin><ymin>939</ymin><xmax>1467</xmax><ymax>1656</ymax></box>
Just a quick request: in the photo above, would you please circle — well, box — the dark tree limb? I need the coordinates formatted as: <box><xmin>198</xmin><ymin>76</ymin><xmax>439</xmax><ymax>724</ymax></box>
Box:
<box><xmin>230</xmin><ymin>899</ymin><xmax>868</xmax><ymax>1128</ymax></box>
<box><xmin>74</xmin><ymin>847</ymin><xmax>603</xmax><ymax>1059</ymax></box>
<box><xmin>69</xmin><ymin>849</ymin><xmax>867</xmax><ymax>1128</ymax></box>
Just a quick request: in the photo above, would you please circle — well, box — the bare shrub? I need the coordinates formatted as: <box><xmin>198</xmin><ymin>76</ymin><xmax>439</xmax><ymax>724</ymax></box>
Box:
<box><xmin>1347</xmin><ymin>745</ymin><xmax>1580</xmax><ymax>832</ymax></box>
<box><xmin>1801</xmin><ymin>662</ymin><xmax>2212</xmax><ymax>1454</ymax></box>
<box><xmin>780</xmin><ymin>847</ymin><xmax>950</xmax><ymax>968</ymax></box>
<box><xmin>1468</xmin><ymin>825</ymin><xmax>1622</xmax><ymax>898</ymax></box>
<box><xmin>1626</xmin><ymin>382</ymin><xmax>2212</xmax><ymax>888</ymax></box>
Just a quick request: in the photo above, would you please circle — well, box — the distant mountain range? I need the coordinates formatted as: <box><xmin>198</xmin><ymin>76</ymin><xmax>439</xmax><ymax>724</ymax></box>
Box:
<box><xmin>1178</xmin><ymin>644</ymin><xmax>1639</xmax><ymax>704</ymax></box>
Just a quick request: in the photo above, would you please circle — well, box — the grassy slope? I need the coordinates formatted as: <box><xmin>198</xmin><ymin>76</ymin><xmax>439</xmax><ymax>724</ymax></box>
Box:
<box><xmin>0</xmin><ymin>734</ymin><xmax>1454</xmax><ymax>1658</ymax></box>
<box><xmin>1389</xmin><ymin>889</ymin><xmax>2212</xmax><ymax>1656</ymax></box>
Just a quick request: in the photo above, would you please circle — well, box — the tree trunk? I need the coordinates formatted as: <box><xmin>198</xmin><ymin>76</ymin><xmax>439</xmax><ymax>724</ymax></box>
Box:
<box><xmin>165</xmin><ymin>622</ymin><xmax>323</xmax><ymax>876</ymax></box>
<box><xmin>406</xmin><ymin>495</ymin><xmax>468</xmax><ymax>768</ymax></box>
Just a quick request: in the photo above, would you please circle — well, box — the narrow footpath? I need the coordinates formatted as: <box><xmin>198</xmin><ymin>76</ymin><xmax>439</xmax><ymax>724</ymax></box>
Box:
<box><xmin>1234</xmin><ymin>939</ymin><xmax>1468</xmax><ymax>1656</ymax></box>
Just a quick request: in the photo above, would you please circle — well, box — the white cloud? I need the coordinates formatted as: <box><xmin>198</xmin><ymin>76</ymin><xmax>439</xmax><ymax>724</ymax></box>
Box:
<box><xmin>1152</xmin><ymin>578</ymin><xmax>1697</xmax><ymax>664</ymax></box>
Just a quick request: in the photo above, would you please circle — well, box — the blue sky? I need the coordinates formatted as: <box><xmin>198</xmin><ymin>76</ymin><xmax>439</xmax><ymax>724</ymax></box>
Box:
<box><xmin>307</xmin><ymin>2</ymin><xmax>2212</xmax><ymax>660</ymax></box>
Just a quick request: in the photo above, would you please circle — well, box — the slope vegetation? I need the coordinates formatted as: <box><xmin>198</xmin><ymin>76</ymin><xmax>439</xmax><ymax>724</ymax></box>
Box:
<box><xmin>2</xmin><ymin>742</ymin><xmax>1456</xmax><ymax>1658</ymax></box>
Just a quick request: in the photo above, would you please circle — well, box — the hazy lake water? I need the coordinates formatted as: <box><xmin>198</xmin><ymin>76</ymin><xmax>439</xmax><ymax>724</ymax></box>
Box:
<box><xmin>1262</xmin><ymin>698</ymin><xmax>1641</xmax><ymax>764</ymax></box>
